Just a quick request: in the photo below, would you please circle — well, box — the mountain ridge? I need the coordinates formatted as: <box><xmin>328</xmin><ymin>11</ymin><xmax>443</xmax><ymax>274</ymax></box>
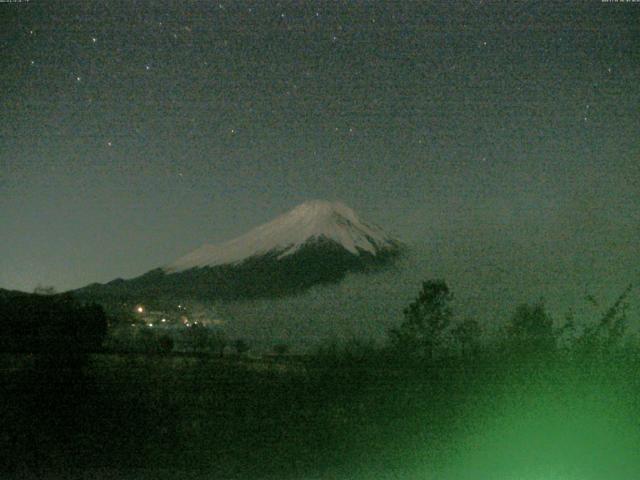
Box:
<box><xmin>75</xmin><ymin>200</ymin><xmax>402</xmax><ymax>302</ymax></box>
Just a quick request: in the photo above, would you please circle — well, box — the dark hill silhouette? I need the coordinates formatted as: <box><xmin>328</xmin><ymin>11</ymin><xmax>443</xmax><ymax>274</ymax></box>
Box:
<box><xmin>0</xmin><ymin>289</ymin><xmax>107</xmax><ymax>353</ymax></box>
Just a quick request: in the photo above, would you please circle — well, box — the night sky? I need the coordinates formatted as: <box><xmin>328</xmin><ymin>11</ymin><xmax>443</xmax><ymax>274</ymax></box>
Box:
<box><xmin>1</xmin><ymin>1</ymin><xmax>638</xmax><ymax>308</ymax></box>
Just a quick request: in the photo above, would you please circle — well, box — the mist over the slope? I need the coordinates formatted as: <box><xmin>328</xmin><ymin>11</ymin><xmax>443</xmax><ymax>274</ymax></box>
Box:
<box><xmin>202</xmin><ymin>233</ymin><xmax>638</xmax><ymax>350</ymax></box>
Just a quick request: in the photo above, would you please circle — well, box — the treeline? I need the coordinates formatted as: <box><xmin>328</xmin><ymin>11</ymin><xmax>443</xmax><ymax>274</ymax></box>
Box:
<box><xmin>299</xmin><ymin>279</ymin><xmax>638</xmax><ymax>379</ymax></box>
<box><xmin>0</xmin><ymin>279</ymin><xmax>635</xmax><ymax>360</ymax></box>
<box><xmin>385</xmin><ymin>279</ymin><xmax>636</xmax><ymax>362</ymax></box>
<box><xmin>106</xmin><ymin>321</ymin><xmax>229</xmax><ymax>355</ymax></box>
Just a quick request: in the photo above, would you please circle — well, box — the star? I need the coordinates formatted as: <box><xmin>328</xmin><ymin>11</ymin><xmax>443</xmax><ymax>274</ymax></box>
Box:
<box><xmin>76</xmin><ymin>76</ymin><xmax>82</xmax><ymax>82</ymax></box>
<box><xmin>29</xmin><ymin>30</ymin><xmax>34</xmax><ymax>35</ymax></box>
<box><xmin>107</xmin><ymin>141</ymin><xmax>113</xmax><ymax>147</ymax></box>
<box><xmin>30</xmin><ymin>60</ymin><xmax>35</xmax><ymax>66</ymax></box>
<box><xmin>145</xmin><ymin>65</ymin><xmax>151</xmax><ymax>71</ymax></box>
<box><xmin>92</xmin><ymin>37</ymin><xmax>97</xmax><ymax>43</ymax></box>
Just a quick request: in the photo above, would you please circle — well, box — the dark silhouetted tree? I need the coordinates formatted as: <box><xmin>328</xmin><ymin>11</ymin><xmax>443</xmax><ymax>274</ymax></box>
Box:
<box><xmin>572</xmin><ymin>284</ymin><xmax>633</xmax><ymax>355</ymax></box>
<box><xmin>186</xmin><ymin>323</ymin><xmax>208</xmax><ymax>353</ymax></box>
<box><xmin>209</xmin><ymin>328</ymin><xmax>227</xmax><ymax>357</ymax></box>
<box><xmin>451</xmin><ymin>318</ymin><xmax>482</xmax><ymax>357</ymax></box>
<box><xmin>595</xmin><ymin>284</ymin><xmax>631</xmax><ymax>349</ymax></box>
<box><xmin>504</xmin><ymin>301</ymin><xmax>555</xmax><ymax>355</ymax></box>
<box><xmin>343</xmin><ymin>337</ymin><xmax>377</xmax><ymax>363</ymax></box>
<box><xmin>184</xmin><ymin>324</ymin><xmax>227</xmax><ymax>356</ymax></box>
<box><xmin>389</xmin><ymin>279</ymin><xmax>453</xmax><ymax>360</ymax></box>
<box><xmin>273</xmin><ymin>343</ymin><xmax>289</xmax><ymax>356</ymax></box>
<box><xmin>234</xmin><ymin>339</ymin><xmax>250</xmax><ymax>356</ymax></box>
<box><xmin>33</xmin><ymin>285</ymin><xmax>57</xmax><ymax>295</ymax></box>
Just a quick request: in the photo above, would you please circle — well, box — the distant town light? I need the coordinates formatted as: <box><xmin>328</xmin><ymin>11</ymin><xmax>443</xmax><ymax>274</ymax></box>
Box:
<box><xmin>147</xmin><ymin>323</ymin><xmax>153</xmax><ymax>328</ymax></box>
<box><xmin>136</xmin><ymin>306</ymin><xmax>144</xmax><ymax>313</ymax></box>
<box><xmin>161</xmin><ymin>318</ymin><xmax>166</xmax><ymax>322</ymax></box>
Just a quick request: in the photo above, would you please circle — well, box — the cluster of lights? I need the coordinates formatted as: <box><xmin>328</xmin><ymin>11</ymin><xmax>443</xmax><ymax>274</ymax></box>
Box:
<box><xmin>129</xmin><ymin>303</ymin><xmax>198</xmax><ymax>328</ymax></box>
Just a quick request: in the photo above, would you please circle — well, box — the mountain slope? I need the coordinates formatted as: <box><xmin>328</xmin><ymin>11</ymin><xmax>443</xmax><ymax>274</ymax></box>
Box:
<box><xmin>165</xmin><ymin>200</ymin><xmax>398</xmax><ymax>272</ymax></box>
<box><xmin>77</xmin><ymin>200</ymin><xmax>402</xmax><ymax>301</ymax></box>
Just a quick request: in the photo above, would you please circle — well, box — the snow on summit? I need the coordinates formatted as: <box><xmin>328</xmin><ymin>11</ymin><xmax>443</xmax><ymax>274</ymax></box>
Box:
<box><xmin>165</xmin><ymin>200</ymin><xmax>397</xmax><ymax>272</ymax></box>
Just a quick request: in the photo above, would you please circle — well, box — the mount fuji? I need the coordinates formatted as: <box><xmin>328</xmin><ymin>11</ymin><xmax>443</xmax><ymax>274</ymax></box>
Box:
<box><xmin>77</xmin><ymin>200</ymin><xmax>402</xmax><ymax>302</ymax></box>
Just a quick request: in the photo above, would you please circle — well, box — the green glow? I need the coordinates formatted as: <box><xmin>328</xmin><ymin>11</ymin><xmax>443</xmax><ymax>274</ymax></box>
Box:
<box><xmin>436</xmin><ymin>367</ymin><xmax>640</xmax><ymax>480</ymax></box>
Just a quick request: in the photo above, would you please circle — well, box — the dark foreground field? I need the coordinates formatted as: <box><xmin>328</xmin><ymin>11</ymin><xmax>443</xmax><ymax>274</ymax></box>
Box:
<box><xmin>2</xmin><ymin>350</ymin><xmax>640</xmax><ymax>480</ymax></box>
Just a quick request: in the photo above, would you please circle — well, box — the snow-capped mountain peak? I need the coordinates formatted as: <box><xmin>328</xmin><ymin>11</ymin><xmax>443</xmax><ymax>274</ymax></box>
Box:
<box><xmin>165</xmin><ymin>200</ymin><xmax>397</xmax><ymax>272</ymax></box>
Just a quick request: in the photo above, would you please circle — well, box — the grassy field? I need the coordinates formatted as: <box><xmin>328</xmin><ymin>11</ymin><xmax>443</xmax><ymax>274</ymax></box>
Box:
<box><xmin>2</xmin><ymin>350</ymin><xmax>640</xmax><ymax>479</ymax></box>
